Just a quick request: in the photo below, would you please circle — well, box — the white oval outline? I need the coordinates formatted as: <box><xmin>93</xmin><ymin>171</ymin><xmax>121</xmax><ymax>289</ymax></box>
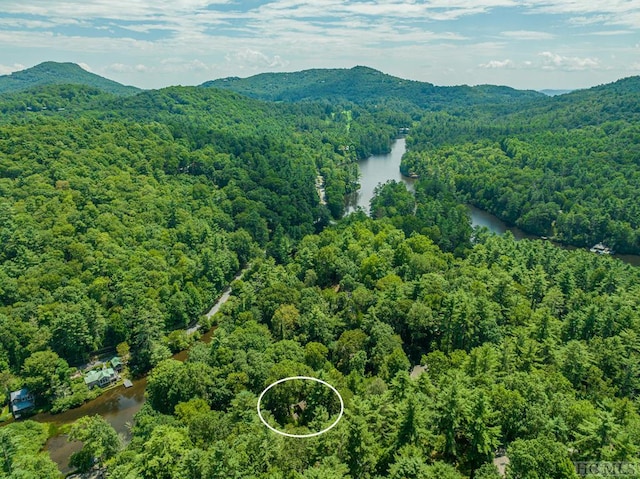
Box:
<box><xmin>257</xmin><ymin>375</ymin><xmax>344</xmax><ymax>438</ymax></box>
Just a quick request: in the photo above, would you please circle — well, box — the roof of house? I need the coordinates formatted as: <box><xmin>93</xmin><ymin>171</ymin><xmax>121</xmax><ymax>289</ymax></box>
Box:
<box><xmin>110</xmin><ymin>356</ymin><xmax>122</xmax><ymax>367</ymax></box>
<box><xmin>10</xmin><ymin>388</ymin><xmax>35</xmax><ymax>413</ymax></box>
<box><xmin>10</xmin><ymin>388</ymin><xmax>30</xmax><ymax>402</ymax></box>
<box><xmin>84</xmin><ymin>367</ymin><xmax>116</xmax><ymax>385</ymax></box>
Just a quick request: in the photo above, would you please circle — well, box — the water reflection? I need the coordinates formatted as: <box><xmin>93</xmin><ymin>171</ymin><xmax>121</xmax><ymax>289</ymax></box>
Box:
<box><xmin>42</xmin><ymin>327</ymin><xmax>216</xmax><ymax>474</ymax></box>
<box><xmin>347</xmin><ymin>139</ymin><xmax>640</xmax><ymax>266</ymax></box>
<box><xmin>345</xmin><ymin>138</ymin><xmax>415</xmax><ymax>215</ymax></box>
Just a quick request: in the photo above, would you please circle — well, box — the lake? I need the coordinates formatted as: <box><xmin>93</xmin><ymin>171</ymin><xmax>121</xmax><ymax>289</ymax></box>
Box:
<box><xmin>347</xmin><ymin>138</ymin><xmax>640</xmax><ymax>266</ymax></box>
<box><xmin>41</xmin><ymin>318</ymin><xmax>218</xmax><ymax>473</ymax></box>
<box><xmin>345</xmin><ymin>138</ymin><xmax>416</xmax><ymax>215</ymax></box>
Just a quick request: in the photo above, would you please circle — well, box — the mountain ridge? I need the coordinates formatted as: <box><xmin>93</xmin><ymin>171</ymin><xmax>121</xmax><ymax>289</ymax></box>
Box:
<box><xmin>202</xmin><ymin>65</ymin><xmax>546</xmax><ymax>110</ymax></box>
<box><xmin>0</xmin><ymin>61</ymin><xmax>141</xmax><ymax>96</ymax></box>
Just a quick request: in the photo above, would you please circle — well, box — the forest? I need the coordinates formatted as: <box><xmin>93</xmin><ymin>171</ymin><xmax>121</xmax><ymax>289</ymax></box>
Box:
<box><xmin>205</xmin><ymin>66</ymin><xmax>544</xmax><ymax>114</ymax></box>
<box><xmin>1</xmin><ymin>66</ymin><xmax>640</xmax><ymax>479</ymax></box>
<box><xmin>0</xmin><ymin>62</ymin><xmax>140</xmax><ymax>96</ymax></box>
<box><xmin>401</xmin><ymin>76</ymin><xmax>640</xmax><ymax>254</ymax></box>
<box><xmin>78</xmin><ymin>218</ymin><xmax>640</xmax><ymax>479</ymax></box>
<box><xmin>0</xmin><ymin>83</ymin><xmax>399</xmax><ymax>415</ymax></box>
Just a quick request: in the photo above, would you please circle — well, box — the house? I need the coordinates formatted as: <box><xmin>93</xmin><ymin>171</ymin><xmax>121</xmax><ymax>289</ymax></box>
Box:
<box><xmin>109</xmin><ymin>356</ymin><xmax>123</xmax><ymax>372</ymax></box>
<box><xmin>9</xmin><ymin>388</ymin><xmax>35</xmax><ymax>418</ymax></box>
<box><xmin>84</xmin><ymin>367</ymin><xmax>118</xmax><ymax>389</ymax></box>
<box><xmin>493</xmin><ymin>447</ymin><xmax>509</xmax><ymax>477</ymax></box>
<box><xmin>590</xmin><ymin>243</ymin><xmax>612</xmax><ymax>255</ymax></box>
<box><xmin>291</xmin><ymin>400</ymin><xmax>307</xmax><ymax>421</ymax></box>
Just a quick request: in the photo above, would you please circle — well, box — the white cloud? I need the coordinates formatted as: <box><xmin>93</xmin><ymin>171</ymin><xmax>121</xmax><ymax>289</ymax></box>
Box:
<box><xmin>0</xmin><ymin>0</ymin><xmax>231</xmax><ymax>22</ymax></box>
<box><xmin>106</xmin><ymin>58</ymin><xmax>214</xmax><ymax>75</ymax></box>
<box><xmin>590</xmin><ymin>30</ymin><xmax>634</xmax><ymax>35</ymax></box>
<box><xmin>525</xmin><ymin>1</ymin><xmax>640</xmax><ymax>28</ymax></box>
<box><xmin>78</xmin><ymin>62</ymin><xmax>93</xmax><ymax>72</ymax></box>
<box><xmin>0</xmin><ymin>18</ymin><xmax>57</xmax><ymax>29</ymax></box>
<box><xmin>0</xmin><ymin>0</ymin><xmax>637</xmax><ymax>90</ymax></box>
<box><xmin>567</xmin><ymin>15</ymin><xmax>611</xmax><ymax>26</ymax></box>
<box><xmin>107</xmin><ymin>63</ymin><xmax>149</xmax><ymax>73</ymax></box>
<box><xmin>159</xmin><ymin>58</ymin><xmax>213</xmax><ymax>72</ymax></box>
<box><xmin>539</xmin><ymin>51</ymin><xmax>599</xmax><ymax>71</ymax></box>
<box><xmin>0</xmin><ymin>63</ymin><xmax>26</xmax><ymax>75</ymax></box>
<box><xmin>0</xmin><ymin>29</ymin><xmax>156</xmax><ymax>53</ymax></box>
<box><xmin>225</xmin><ymin>48</ymin><xmax>288</xmax><ymax>69</ymax></box>
<box><xmin>479</xmin><ymin>59</ymin><xmax>514</xmax><ymax>68</ymax></box>
<box><xmin>501</xmin><ymin>30</ymin><xmax>555</xmax><ymax>40</ymax></box>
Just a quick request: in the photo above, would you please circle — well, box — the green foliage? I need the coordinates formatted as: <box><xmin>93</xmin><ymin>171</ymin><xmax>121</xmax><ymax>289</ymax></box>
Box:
<box><xmin>68</xmin><ymin>415</ymin><xmax>121</xmax><ymax>471</ymax></box>
<box><xmin>403</xmin><ymin>77</ymin><xmax>640</xmax><ymax>253</ymax></box>
<box><xmin>3</xmin><ymin>68</ymin><xmax>640</xmax><ymax>479</ymax></box>
<box><xmin>204</xmin><ymin>66</ymin><xmax>543</xmax><ymax>112</ymax></box>
<box><xmin>21</xmin><ymin>351</ymin><xmax>69</xmax><ymax>404</ymax></box>
<box><xmin>0</xmin><ymin>421</ymin><xmax>59</xmax><ymax>478</ymax></box>
<box><xmin>508</xmin><ymin>437</ymin><xmax>578</xmax><ymax>479</ymax></box>
<box><xmin>105</xmin><ymin>214</ymin><xmax>640</xmax><ymax>478</ymax></box>
<box><xmin>0</xmin><ymin>81</ymin><xmax>396</xmax><ymax>401</ymax></box>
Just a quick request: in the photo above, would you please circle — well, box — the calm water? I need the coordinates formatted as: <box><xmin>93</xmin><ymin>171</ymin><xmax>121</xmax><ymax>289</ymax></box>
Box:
<box><xmin>347</xmin><ymin>139</ymin><xmax>640</xmax><ymax>266</ymax></box>
<box><xmin>39</xmin><ymin>378</ymin><xmax>146</xmax><ymax>474</ymax></box>
<box><xmin>37</xmin><ymin>274</ymin><xmax>247</xmax><ymax>474</ymax></box>
<box><xmin>40</xmin><ymin>327</ymin><xmax>216</xmax><ymax>474</ymax></box>
<box><xmin>345</xmin><ymin>138</ymin><xmax>416</xmax><ymax>215</ymax></box>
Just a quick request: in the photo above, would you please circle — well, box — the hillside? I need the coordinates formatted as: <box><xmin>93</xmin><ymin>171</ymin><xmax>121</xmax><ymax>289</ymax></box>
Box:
<box><xmin>0</xmin><ymin>81</ymin><xmax>398</xmax><ymax>384</ymax></box>
<box><xmin>203</xmin><ymin>65</ymin><xmax>545</xmax><ymax>111</ymax></box>
<box><xmin>2</xmin><ymin>67</ymin><xmax>640</xmax><ymax>479</ymax></box>
<box><xmin>0</xmin><ymin>62</ymin><xmax>141</xmax><ymax>96</ymax></box>
<box><xmin>402</xmin><ymin>74</ymin><xmax>640</xmax><ymax>253</ymax></box>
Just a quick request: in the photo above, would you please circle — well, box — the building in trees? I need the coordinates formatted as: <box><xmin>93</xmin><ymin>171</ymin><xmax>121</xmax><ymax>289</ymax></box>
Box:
<box><xmin>9</xmin><ymin>388</ymin><xmax>35</xmax><ymax>418</ymax></box>
<box><xmin>84</xmin><ymin>367</ymin><xmax>118</xmax><ymax>389</ymax></box>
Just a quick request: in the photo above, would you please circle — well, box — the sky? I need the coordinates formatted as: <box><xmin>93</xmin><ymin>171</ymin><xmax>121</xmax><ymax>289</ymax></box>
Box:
<box><xmin>0</xmin><ymin>0</ymin><xmax>639</xmax><ymax>91</ymax></box>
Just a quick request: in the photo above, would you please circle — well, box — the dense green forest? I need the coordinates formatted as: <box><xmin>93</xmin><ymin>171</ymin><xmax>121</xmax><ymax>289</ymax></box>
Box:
<box><xmin>105</xmin><ymin>217</ymin><xmax>640</xmax><ymax>479</ymax></box>
<box><xmin>1</xmin><ymin>65</ymin><xmax>640</xmax><ymax>479</ymax></box>
<box><xmin>205</xmin><ymin>66</ymin><xmax>544</xmax><ymax>113</ymax></box>
<box><xmin>0</xmin><ymin>82</ymin><xmax>398</xmax><ymax>415</ymax></box>
<box><xmin>401</xmin><ymin>76</ymin><xmax>640</xmax><ymax>253</ymax></box>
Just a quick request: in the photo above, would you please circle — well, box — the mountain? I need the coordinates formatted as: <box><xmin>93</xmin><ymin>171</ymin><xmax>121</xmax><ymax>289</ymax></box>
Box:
<box><xmin>202</xmin><ymin>65</ymin><xmax>545</xmax><ymax>110</ymax></box>
<box><xmin>0</xmin><ymin>61</ymin><xmax>141</xmax><ymax>96</ymax></box>
<box><xmin>513</xmin><ymin>75</ymin><xmax>640</xmax><ymax>128</ymax></box>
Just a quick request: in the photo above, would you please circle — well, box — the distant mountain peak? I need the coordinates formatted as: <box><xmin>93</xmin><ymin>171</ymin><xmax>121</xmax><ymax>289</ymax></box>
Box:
<box><xmin>0</xmin><ymin>61</ymin><xmax>141</xmax><ymax>96</ymax></box>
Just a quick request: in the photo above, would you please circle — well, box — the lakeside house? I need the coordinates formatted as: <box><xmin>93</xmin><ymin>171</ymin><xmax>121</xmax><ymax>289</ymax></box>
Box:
<box><xmin>9</xmin><ymin>388</ymin><xmax>35</xmax><ymax>418</ymax></box>
<box><xmin>109</xmin><ymin>356</ymin><xmax>123</xmax><ymax>372</ymax></box>
<box><xmin>84</xmin><ymin>367</ymin><xmax>118</xmax><ymax>389</ymax></box>
<box><xmin>590</xmin><ymin>243</ymin><xmax>613</xmax><ymax>255</ymax></box>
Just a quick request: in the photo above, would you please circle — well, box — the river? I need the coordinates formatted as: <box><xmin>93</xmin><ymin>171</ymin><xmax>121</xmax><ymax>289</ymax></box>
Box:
<box><xmin>39</xmin><ymin>270</ymin><xmax>242</xmax><ymax>474</ymax></box>
<box><xmin>345</xmin><ymin>138</ymin><xmax>416</xmax><ymax>214</ymax></box>
<box><xmin>347</xmin><ymin>138</ymin><xmax>640</xmax><ymax>266</ymax></box>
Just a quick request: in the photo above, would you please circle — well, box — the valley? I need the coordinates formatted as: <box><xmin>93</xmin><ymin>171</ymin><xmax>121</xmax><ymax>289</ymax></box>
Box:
<box><xmin>0</xmin><ymin>62</ymin><xmax>639</xmax><ymax>479</ymax></box>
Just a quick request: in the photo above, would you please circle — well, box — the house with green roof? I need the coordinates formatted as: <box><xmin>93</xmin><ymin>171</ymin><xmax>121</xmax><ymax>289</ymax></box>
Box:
<box><xmin>84</xmin><ymin>367</ymin><xmax>117</xmax><ymax>389</ymax></box>
<box><xmin>109</xmin><ymin>356</ymin><xmax>123</xmax><ymax>372</ymax></box>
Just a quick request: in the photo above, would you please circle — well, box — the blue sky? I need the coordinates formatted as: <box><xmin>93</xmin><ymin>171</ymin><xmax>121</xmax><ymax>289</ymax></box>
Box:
<box><xmin>0</xmin><ymin>0</ymin><xmax>638</xmax><ymax>90</ymax></box>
